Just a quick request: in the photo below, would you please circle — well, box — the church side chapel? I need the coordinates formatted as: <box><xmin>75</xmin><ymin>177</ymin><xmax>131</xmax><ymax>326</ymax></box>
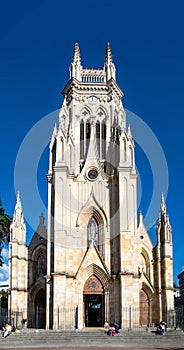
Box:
<box><xmin>9</xmin><ymin>43</ymin><xmax>175</xmax><ymax>330</ymax></box>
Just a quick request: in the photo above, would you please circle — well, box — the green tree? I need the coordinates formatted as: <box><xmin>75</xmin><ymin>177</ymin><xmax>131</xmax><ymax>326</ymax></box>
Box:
<box><xmin>0</xmin><ymin>200</ymin><xmax>11</xmax><ymax>266</ymax></box>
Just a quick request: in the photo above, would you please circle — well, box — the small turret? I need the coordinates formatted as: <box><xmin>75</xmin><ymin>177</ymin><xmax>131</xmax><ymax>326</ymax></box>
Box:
<box><xmin>10</xmin><ymin>192</ymin><xmax>26</xmax><ymax>243</ymax></box>
<box><xmin>9</xmin><ymin>192</ymin><xmax>28</xmax><ymax>322</ymax></box>
<box><xmin>153</xmin><ymin>193</ymin><xmax>174</xmax><ymax>323</ymax></box>
<box><xmin>127</xmin><ymin>124</ymin><xmax>132</xmax><ymax>139</ymax></box>
<box><xmin>157</xmin><ymin>192</ymin><xmax>172</xmax><ymax>243</ymax></box>
<box><xmin>104</xmin><ymin>42</ymin><xmax>116</xmax><ymax>81</ymax></box>
<box><xmin>70</xmin><ymin>43</ymin><xmax>82</xmax><ymax>80</ymax></box>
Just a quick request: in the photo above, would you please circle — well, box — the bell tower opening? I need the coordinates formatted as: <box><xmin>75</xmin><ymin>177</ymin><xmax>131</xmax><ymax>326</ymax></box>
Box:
<box><xmin>83</xmin><ymin>276</ymin><xmax>104</xmax><ymax>327</ymax></box>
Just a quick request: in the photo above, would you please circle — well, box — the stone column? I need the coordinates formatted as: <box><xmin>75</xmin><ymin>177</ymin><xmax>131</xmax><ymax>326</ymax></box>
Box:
<box><xmin>105</xmin><ymin>290</ymin><xmax>110</xmax><ymax>322</ymax></box>
<box><xmin>45</xmin><ymin>276</ymin><xmax>51</xmax><ymax>329</ymax></box>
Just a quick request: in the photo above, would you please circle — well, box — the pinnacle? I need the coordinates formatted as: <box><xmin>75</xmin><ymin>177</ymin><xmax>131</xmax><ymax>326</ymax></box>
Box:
<box><xmin>17</xmin><ymin>191</ymin><xmax>21</xmax><ymax>202</ymax></box>
<box><xmin>105</xmin><ymin>42</ymin><xmax>113</xmax><ymax>64</ymax></box>
<box><xmin>15</xmin><ymin>191</ymin><xmax>22</xmax><ymax>209</ymax></box>
<box><xmin>127</xmin><ymin>124</ymin><xmax>132</xmax><ymax>138</ymax></box>
<box><xmin>72</xmin><ymin>42</ymin><xmax>81</xmax><ymax>65</ymax></box>
<box><xmin>160</xmin><ymin>192</ymin><xmax>167</xmax><ymax>214</ymax></box>
<box><xmin>161</xmin><ymin>191</ymin><xmax>165</xmax><ymax>204</ymax></box>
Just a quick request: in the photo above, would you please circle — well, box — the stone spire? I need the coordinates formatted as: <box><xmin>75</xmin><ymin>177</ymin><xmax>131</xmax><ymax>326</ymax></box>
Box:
<box><xmin>127</xmin><ymin>124</ymin><xmax>132</xmax><ymax>139</ymax></box>
<box><xmin>156</xmin><ymin>193</ymin><xmax>172</xmax><ymax>243</ymax></box>
<box><xmin>105</xmin><ymin>42</ymin><xmax>114</xmax><ymax>65</ymax></box>
<box><xmin>14</xmin><ymin>191</ymin><xmax>25</xmax><ymax>226</ymax></box>
<box><xmin>138</xmin><ymin>210</ymin><xmax>144</xmax><ymax>226</ymax></box>
<box><xmin>10</xmin><ymin>192</ymin><xmax>26</xmax><ymax>242</ymax></box>
<box><xmin>104</xmin><ymin>42</ymin><xmax>116</xmax><ymax>81</ymax></box>
<box><xmin>160</xmin><ymin>192</ymin><xmax>166</xmax><ymax>215</ymax></box>
<box><xmin>9</xmin><ymin>191</ymin><xmax>28</xmax><ymax>321</ymax></box>
<box><xmin>70</xmin><ymin>42</ymin><xmax>82</xmax><ymax>80</ymax></box>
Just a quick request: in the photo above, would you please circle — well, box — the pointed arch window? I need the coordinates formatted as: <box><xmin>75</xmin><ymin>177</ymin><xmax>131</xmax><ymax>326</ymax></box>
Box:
<box><xmin>80</xmin><ymin>120</ymin><xmax>84</xmax><ymax>159</ymax></box>
<box><xmin>96</xmin><ymin>120</ymin><xmax>100</xmax><ymax>156</ymax></box>
<box><xmin>69</xmin><ymin>144</ymin><xmax>72</xmax><ymax>168</ymax></box>
<box><xmin>86</xmin><ymin>119</ymin><xmax>91</xmax><ymax>157</ymax></box>
<box><xmin>130</xmin><ymin>147</ymin><xmax>133</xmax><ymax>166</ymax></box>
<box><xmin>61</xmin><ymin>137</ymin><xmax>64</xmax><ymax>161</ymax></box>
<box><xmin>123</xmin><ymin>138</ymin><xmax>126</xmax><ymax>161</ymax></box>
<box><xmin>87</xmin><ymin>217</ymin><xmax>99</xmax><ymax>247</ymax></box>
<box><xmin>102</xmin><ymin>120</ymin><xmax>106</xmax><ymax>159</ymax></box>
<box><xmin>52</xmin><ymin>140</ymin><xmax>56</xmax><ymax>167</ymax></box>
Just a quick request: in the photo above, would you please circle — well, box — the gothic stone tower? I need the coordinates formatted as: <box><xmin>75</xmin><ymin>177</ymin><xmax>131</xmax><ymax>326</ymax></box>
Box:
<box><xmin>45</xmin><ymin>43</ymin><xmax>174</xmax><ymax>329</ymax></box>
<box><xmin>9</xmin><ymin>43</ymin><xmax>174</xmax><ymax>330</ymax></box>
<box><xmin>9</xmin><ymin>193</ymin><xmax>28</xmax><ymax>325</ymax></box>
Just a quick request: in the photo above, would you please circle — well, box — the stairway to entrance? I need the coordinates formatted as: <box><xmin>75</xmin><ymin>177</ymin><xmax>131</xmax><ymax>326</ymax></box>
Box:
<box><xmin>0</xmin><ymin>328</ymin><xmax>184</xmax><ymax>348</ymax></box>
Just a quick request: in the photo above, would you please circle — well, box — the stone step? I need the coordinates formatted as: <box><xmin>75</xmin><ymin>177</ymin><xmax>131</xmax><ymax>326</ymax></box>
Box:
<box><xmin>0</xmin><ymin>329</ymin><xmax>183</xmax><ymax>348</ymax></box>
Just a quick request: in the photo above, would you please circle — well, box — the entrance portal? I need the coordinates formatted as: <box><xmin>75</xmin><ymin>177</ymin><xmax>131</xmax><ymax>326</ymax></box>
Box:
<box><xmin>83</xmin><ymin>275</ymin><xmax>104</xmax><ymax>327</ymax></box>
<box><xmin>139</xmin><ymin>289</ymin><xmax>149</xmax><ymax>326</ymax></box>
<box><xmin>35</xmin><ymin>289</ymin><xmax>46</xmax><ymax>329</ymax></box>
<box><xmin>84</xmin><ymin>294</ymin><xmax>103</xmax><ymax>327</ymax></box>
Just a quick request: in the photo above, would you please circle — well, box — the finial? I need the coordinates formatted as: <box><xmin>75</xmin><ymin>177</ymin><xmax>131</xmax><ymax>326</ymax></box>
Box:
<box><xmin>17</xmin><ymin>191</ymin><xmax>20</xmax><ymax>202</ymax></box>
<box><xmin>39</xmin><ymin>213</ymin><xmax>44</xmax><ymax>225</ymax></box>
<box><xmin>161</xmin><ymin>192</ymin><xmax>165</xmax><ymax>203</ymax></box>
<box><xmin>105</xmin><ymin>42</ymin><xmax>113</xmax><ymax>65</ymax></box>
<box><xmin>160</xmin><ymin>192</ymin><xmax>166</xmax><ymax>214</ymax></box>
<box><xmin>139</xmin><ymin>210</ymin><xmax>144</xmax><ymax>225</ymax></box>
<box><xmin>70</xmin><ymin>43</ymin><xmax>82</xmax><ymax>80</ymax></box>
<box><xmin>127</xmin><ymin>124</ymin><xmax>132</xmax><ymax>138</ymax></box>
<box><xmin>71</xmin><ymin>43</ymin><xmax>81</xmax><ymax>65</ymax></box>
<box><xmin>104</xmin><ymin>42</ymin><xmax>116</xmax><ymax>81</ymax></box>
<box><xmin>15</xmin><ymin>191</ymin><xmax>22</xmax><ymax>209</ymax></box>
<box><xmin>14</xmin><ymin>191</ymin><xmax>24</xmax><ymax>225</ymax></box>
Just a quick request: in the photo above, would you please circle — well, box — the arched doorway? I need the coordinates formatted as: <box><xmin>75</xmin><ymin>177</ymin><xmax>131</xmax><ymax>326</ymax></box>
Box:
<box><xmin>139</xmin><ymin>289</ymin><xmax>149</xmax><ymax>326</ymax></box>
<box><xmin>83</xmin><ymin>276</ymin><xmax>104</xmax><ymax>327</ymax></box>
<box><xmin>35</xmin><ymin>289</ymin><xmax>46</xmax><ymax>329</ymax></box>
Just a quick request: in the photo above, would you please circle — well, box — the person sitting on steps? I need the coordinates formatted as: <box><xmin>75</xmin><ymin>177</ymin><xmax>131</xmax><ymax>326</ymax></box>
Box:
<box><xmin>2</xmin><ymin>323</ymin><xmax>12</xmax><ymax>338</ymax></box>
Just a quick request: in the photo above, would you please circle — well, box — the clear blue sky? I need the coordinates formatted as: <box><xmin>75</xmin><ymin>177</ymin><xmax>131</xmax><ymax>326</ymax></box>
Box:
<box><xmin>0</xmin><ymin>0</ymin><xmax>184</xmax><ymax>284</ymax></box>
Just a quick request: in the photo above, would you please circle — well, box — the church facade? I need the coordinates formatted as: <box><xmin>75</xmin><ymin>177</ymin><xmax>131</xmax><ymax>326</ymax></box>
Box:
<box><xmin>9</xmin><ymin>43</ymin><xmax>175</xmax><ymax>330</ymax></box>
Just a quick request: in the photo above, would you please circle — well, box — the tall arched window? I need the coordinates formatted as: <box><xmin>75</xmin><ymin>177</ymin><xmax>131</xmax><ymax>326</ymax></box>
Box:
<box><xmin>102</xmin><ymin>120</ymin><xmax>106</xmax><ymax>159</ymax></box>
<box><xmin>123</xmin><ymin>138</ymin><xmax>126</xmax><ymax>161</ymax></box>
<box><xmin>61</xmin><ymin>137</ymin><xmax>64</xmax><ymax>161</ymax></box>
<box><xmin>80</xmin><ymin>120</ymin><xmax>84</xmax><ymax>159</ymax></box>
<box><xmin>52</xmin><ymin>140</ymin><xmax>56</xmax><ymax>167</ymax></box>
<box><xmin>87</xmin><ymin>217</ymin><xmax>99</xmax><ymax>247</ymax></box>
<box><xmin>130</xmin><ymin>147</ymin><xmax>133</xmax><ymax>166</ymax></box>
<box><xmin>96</xmin><ymin>120</ymin><xmax>100</xmax><ymax>156</ymax></box>
<box><xmin>69</xmin><ymin>144</ymin><xmax>72</xmax><ymax>168</ymax></box>
<box><xmin>86</xmin><ymin>119</ymin><xmax>91</xmax><ymax>157</ymax></box>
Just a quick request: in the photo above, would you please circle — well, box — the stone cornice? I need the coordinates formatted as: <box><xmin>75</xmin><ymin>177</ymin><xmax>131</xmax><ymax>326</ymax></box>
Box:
<box><xmin>10</xmin><ymin>288</ymin><xmax>27</xmax><ymax>292</ymax></box>
<box><xmin>10</xmin><ymin>255</ymin><xmax>27</xmax><ymax>261</ymax></box>
<box><xmin>51</xmin><ymin>272</ymin><xmax>75</xmax><ymax>278</ymax></box>
<box><xmin>62</xmin><ymin>77</ymin><xmax>123</xmax><ymax>106</ymax></box>
<box><xmin>118</xmin><ymin>271</ymin><xmax>134</xmax><ymax>276</ymax></box>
